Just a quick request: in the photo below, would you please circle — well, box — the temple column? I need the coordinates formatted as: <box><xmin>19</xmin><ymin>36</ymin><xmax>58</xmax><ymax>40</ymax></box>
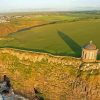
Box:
<box><xmin>89</xmin><ymin>52</ymin><xmax>93</xmax><ymax>60</ymax></box>
<box><xmin>86</xmin><ymin>51</ymin><xmax>90</xmax><ymax>60</ymax></box>
<box><xmin>84</xmin><ymin>52</ymin><xmax>87</xmax><ymax>59</ymax></box>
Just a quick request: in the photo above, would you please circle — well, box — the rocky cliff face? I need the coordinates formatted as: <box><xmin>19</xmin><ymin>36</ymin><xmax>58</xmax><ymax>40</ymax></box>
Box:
<box><xmin>0</xmin><ymin>48</ymin><xmax>100</xmax><ymax>100</ymax></box>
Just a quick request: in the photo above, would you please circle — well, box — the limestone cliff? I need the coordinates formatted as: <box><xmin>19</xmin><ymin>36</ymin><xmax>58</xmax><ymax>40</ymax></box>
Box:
<box><xmin>0</xmin><ymin>48</ymin><xmax>100</xmax><ymax>100</ymax></box>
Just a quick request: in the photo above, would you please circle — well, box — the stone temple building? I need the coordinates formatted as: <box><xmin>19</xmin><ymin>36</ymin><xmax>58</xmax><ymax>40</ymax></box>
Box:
<box><xmin>82</xmin><ymin>41</ymin><xmax>98</xmax><ymax>62</ymax></box>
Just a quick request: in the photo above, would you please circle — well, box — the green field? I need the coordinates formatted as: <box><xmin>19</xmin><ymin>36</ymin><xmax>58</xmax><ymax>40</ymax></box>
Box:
<box><xmin>0</xmin><ymin>12</ymin><xmax>100</xmax><ymax>58</ymax></box>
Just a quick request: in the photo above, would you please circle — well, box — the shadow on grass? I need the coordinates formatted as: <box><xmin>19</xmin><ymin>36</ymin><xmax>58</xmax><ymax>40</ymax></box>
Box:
<box><xmin>58</xmin><ymin>31</ymin><xmax>82</xmax><ymax>57</ymax></box>
<box><xmin>0</xmin><ymin>30</ymin><xmax>83</xmax><ymax>58</ymax></box>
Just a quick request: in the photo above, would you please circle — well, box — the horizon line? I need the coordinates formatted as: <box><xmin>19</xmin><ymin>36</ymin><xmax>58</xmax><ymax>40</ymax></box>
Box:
<box><xmin>0</xmin><ymin>10</ymin><xmax>100</xmax><ymax>14</ymax></box>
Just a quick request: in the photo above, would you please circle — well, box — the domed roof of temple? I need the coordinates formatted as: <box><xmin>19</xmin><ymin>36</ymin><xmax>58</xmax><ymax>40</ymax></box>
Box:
<box><xmin>84</xmin><ymin>41</ymin><xmax>97</xmax><ymax>50</ymax></box>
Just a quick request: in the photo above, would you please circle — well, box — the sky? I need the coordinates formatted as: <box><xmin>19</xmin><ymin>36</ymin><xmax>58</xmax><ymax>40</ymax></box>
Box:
<box><xmin>0</xmin><ymin>0</ymin><xmax>100</xmax><ymax>12</ymax></box>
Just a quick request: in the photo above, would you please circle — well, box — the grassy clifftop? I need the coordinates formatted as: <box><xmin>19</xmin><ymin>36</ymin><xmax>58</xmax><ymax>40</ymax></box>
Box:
<box><xmin>0</xmin><ymin>48</ymin><xmax>100</xmax><ymax>100</ymax></box>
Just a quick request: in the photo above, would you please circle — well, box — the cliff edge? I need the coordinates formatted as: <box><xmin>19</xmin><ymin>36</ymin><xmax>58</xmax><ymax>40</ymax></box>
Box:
<box><xmin>0</xmin><ymin>48</ymin><xmax>100</xmax><ymax>100</ymax></box>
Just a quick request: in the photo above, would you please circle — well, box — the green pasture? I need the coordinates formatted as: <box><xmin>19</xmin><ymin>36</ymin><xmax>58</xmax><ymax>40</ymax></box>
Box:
<box><xmin>0</xmin><ymin>14</ymin><xmax>100</xmax><ymax>58</ymax></box>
